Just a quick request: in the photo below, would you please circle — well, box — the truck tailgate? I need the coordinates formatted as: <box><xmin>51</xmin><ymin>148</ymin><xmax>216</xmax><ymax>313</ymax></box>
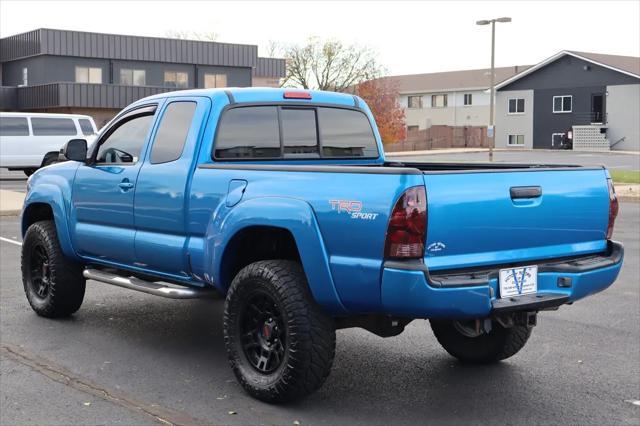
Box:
<box><xmin>423</xmin><ymin>168</ymin><xmax>610</xmax><ymax>271</ymax></box>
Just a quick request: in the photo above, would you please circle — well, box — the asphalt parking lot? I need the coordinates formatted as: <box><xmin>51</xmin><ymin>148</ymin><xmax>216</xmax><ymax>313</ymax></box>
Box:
<box><xmin>0</xmin><ymin>202</ymin><xmax>639</xmax><ymax>424</ymax></box>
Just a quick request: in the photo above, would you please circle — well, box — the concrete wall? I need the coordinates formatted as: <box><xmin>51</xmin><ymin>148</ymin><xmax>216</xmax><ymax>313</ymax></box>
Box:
<box><xmin>495</xmin><ymin>89</ymin><xmax>534</xmax><ymax>149</ymax></box>
<box><xmin>606</xmin><ymin>84</ymin><xmax>640</xmax><ymax>151</ymax></box>
<box><xmin>400</xmin><ymin>89</ymin><xmax>490</xmax><ymax>129</ymax></box>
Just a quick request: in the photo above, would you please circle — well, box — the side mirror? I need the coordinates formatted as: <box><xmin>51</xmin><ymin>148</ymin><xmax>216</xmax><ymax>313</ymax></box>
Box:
<box><xmin>61</xmin><ymin>139</ymin><xmax>88</xmax><ymax>162</ymax></box>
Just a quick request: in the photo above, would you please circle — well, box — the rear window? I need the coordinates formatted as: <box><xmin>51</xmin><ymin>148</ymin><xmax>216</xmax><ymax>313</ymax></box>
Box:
<box><xmin>282</xmin><ymin>108</ymin><xmax>318</xmax><ymax>158</ymax></box>
<box><xmin>0</xmin><ymin>117</ymin><xmax>29</xmax><ymax>136</ymax></box>
<box><xmin>215</xmin><ymin>106</ymin><xmax>280</xmax><ymax>159</ymax></box>
<box><xmin>31</xmin><ymin>117</ymin><xmax>77</xmax><ymax>136</ymax></box>
<box><xmin>213</xmin><ymin>105</ymin><xmax>378</xmax><ymax>160</ymax></box>
<box><xmin>78</xmin><ymin>119</ymin><xmax>95</xmax><ymax>136</ymax></box>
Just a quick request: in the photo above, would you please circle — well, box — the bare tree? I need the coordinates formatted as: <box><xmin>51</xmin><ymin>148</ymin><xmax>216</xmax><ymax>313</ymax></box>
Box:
<box><xmin>165</xmin><ymin>30</ymin><xmax>218</xmax><ymax>42</ymax></box>
<box><xmin>276</xmin><ymin>37</ymin><xmax>383</xmax><ymax>92</ymax></box>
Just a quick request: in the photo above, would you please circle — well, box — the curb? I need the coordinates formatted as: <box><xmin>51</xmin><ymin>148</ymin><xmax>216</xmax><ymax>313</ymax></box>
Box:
<box><xmin>0</xmin><ymin>210</ymin><xmax>21</xmax><ymax>217</ymax></box>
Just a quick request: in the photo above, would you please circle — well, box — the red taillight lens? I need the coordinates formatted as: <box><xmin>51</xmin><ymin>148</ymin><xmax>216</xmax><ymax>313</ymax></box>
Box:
<box><xmin>384</xmin><ymin>186</ymin><xmax>427</xmax><ymax>258</ymax></box>
<box><xmin>606</xmin><ymin>178</ymin><xmax>619</xmax><ymax>239</ymax></box>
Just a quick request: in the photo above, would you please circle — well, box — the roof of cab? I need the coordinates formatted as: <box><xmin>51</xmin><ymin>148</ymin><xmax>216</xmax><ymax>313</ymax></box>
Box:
<box><xmin>136</xmin><ymin>87</ymin><xmax>360</xmax><ymax>108</ymax></box>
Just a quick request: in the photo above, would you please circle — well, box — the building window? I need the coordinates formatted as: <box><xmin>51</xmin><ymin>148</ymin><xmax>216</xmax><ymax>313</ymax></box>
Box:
<box><xmin>508</xmin><ymin>98</ymin><xmax>525</xmax><ymax>114</ymax></box>
<box><xmin>120</xmin><ymin>69</ymin><xmax>146</xmax><ymax>86</ymax></box>
<box><xmin>21</xmin><ymin>67</ymin><xmax>28</xmax><ymax>86</ymax></box>
<box><xmin>553</xmin><ymin>95</ymin><xmax>572</xmax><ymax>113</ymax></box>
<box><xmin>164</xmin><ymin>71</ymin><xmax>189</xmax><ymax>88</ymax></box>
<box><xmin>407</xmin><ymin>96</ymin><xmax>423</xmax><ymax>109</ymax></box>
<box><xmin>508</xmin><ymin>134</ymin><xmax>525</xmax><ymax>146</ymax></box>
<box><xmin>463</xmin><ymin>93</ymin><xmax>473</xmax><ymax>106</ymax></box>
<box><xmin>75</xmin><ymin>66</ymin><xmax>102</xmax><ymax>83</ymax></box>
<box><xmin>407</xmin><ymin>125</ymin><xmax>419</xmax><ymax>132</ymax></box>
<box><xmin>204</xmin><ymin>73</ymin><xmax>227</xmax><ymax>88</ymax></box>
<box><xmin>431</xmin><ymin>94</ymin><xmax>447</xmax><ymax>108</ymax></box>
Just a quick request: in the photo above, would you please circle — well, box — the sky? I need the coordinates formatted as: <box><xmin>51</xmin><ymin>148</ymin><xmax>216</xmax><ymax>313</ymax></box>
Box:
<box><xmin>1</xmin><ymin>0</ymin><xmax>639</xmax><ymax>76</ymax></box>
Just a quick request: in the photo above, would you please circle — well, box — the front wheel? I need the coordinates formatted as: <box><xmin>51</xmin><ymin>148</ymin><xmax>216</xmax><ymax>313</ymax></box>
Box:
<box><xmin>223</xmin><ymin>260</ymin><xmax>336</xmax><ymax>403</ymax></box>
<box><xmin>430</xmin><ymin>319</ymin><xmax>532</xmax><ymax>364</ymax></box>
<box><xmin>21</xmin><ymin>220</ymin><xmax>86</xmax><ymax>318</ymax></box>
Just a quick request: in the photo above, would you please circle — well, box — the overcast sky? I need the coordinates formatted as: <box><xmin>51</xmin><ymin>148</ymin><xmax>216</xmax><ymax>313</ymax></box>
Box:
<box><xmin>1</xmin><ymin>0</ymin><xmax>638</xmax><ymax>76</ymax></box>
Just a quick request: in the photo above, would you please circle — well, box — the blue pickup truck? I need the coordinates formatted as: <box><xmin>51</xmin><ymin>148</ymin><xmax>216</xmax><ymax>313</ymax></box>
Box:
<box><xmin>21</xmin><ymin>88</ymin><xmax>623</xmax><ymax>403</ymax></box>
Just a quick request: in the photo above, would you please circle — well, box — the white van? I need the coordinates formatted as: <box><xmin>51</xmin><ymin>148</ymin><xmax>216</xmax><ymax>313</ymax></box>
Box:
<box><xmin>0</xmin><ymin>112</ymin><xmax>98</xmax><ymax>176</ymax></box>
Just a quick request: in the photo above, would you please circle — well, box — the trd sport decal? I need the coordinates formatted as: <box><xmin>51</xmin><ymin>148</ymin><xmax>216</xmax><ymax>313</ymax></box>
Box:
<box><xmin>329</xmin><ymin>200</ymin><xmax>379</xmax><ymax>221</ymax></box>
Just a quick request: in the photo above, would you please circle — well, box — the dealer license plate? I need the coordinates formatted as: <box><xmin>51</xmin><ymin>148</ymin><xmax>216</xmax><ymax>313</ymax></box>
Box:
<box><xmin>499</xmin><ymin>266</ymin><xmax>538</xmax><ymax>298</ymax></box>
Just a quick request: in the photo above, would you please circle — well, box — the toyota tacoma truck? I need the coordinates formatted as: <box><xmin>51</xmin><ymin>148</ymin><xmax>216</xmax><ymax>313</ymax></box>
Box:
<box><xmin>20</xmin><ymin>88</ymin><xmax>623</xmax><ymax>403</ymax></box>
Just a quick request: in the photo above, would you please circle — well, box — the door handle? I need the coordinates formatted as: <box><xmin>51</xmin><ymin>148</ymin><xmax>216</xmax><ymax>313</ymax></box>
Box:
<box><xmin>510</xmin><ymin>186</ymin><xmax>542</xmax><ymax>199</ymax></box>
<box><xmin>118</xmin><ymin>180</ymin><xmax>134</xmax><ymax>191</ymax></box>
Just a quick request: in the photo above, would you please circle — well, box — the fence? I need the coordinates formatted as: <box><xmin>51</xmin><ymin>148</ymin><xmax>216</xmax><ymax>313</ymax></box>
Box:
<box><xmin>385</xmin><ymin>125</ymin><xmax>491</xmax><ymax>152</ymax></box>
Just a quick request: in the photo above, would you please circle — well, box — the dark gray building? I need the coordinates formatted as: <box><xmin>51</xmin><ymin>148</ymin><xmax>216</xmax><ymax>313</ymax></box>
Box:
<box><xmin>0</xmin><ymin>28</ymin><xmax>285</xmax><ymax>126</ymax></box>
<box><xmin>495</xmin><ymin>51</ymin><xmax>639</xmax><ymax>151</ymax></box>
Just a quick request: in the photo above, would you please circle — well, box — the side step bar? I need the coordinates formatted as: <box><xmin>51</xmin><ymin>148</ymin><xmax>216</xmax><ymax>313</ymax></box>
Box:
<box><xmin>83</xmin><ymin>269</ymin><xmax>218</xmax><ymax>299</ymax></box>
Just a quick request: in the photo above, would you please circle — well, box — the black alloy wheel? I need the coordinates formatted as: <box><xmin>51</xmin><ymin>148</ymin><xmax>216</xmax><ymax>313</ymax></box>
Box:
<box><xmin>240</xmin><ymin>291</ymin><xmax>287</xmax><ymax>374</ymax></box>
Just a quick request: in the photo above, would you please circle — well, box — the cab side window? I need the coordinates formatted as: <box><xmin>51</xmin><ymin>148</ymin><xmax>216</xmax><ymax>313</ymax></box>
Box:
<box><xmin>95</xmin><ymin>114</ymin><xmax>154</xmax><ymax>164</ymax></box>
<box><xmin>150</xmin><ymin>102</ymin><xmax>197</xmax><ymax>164</ymax></box>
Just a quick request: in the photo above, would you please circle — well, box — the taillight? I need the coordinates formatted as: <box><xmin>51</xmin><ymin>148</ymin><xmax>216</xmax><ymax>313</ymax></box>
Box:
<box><xmin>606</xmin><ymin>178</ymin><xmax>619</xmax><ymax>239</ymax></box>
<box><xmin>384</xmin><ymin>186</ymin><xmax>427</xmax><ymax>258</ymax></box>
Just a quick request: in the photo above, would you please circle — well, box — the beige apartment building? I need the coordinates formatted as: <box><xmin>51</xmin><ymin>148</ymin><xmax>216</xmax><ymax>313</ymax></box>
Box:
<box><xmin>380</xmin><ymin>66</ymin><xmax>529</xmax><ymax>131</ymax></box>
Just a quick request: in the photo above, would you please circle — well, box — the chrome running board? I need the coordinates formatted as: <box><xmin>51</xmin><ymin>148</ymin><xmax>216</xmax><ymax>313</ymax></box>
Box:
<box><xmin>83</xmin><ymin>268</ymin><xmax>218</xmax><ymax>299</ymax></box>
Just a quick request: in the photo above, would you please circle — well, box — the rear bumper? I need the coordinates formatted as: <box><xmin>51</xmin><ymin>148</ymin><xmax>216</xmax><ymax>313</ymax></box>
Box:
<box><xmin>380</xmin><ymin>241</ymin><xmax>624</xmax><ymax>319</ymax></box>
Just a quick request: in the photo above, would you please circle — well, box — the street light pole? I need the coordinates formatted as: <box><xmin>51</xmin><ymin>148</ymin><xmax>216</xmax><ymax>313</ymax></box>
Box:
<box><xmin>489</xmin><ymin>20</ymin><xmax>495</xmax><ymax>162</ymax></box>
<box><xmin>477</xmin><ymin>17</ymin><xmax>511</xmax><ymax>162</ymax></box>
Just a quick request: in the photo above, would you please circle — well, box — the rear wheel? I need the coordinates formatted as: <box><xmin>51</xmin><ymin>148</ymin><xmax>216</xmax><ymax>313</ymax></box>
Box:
<box><xmin>21</xmin><ymin>220</ymin><xmax>86</xmax><ymax>318</ymax></box>
<box><xmin>23</xmin><ymin>168</ymin><xmax>37</xmax><ymax>177</ymax></box>
<box><xmin>223</xmin><ymin>260</ymin><xmax>335</xmax><ymax>403</ymax></box>
<box><xmin>430</xmin><ymin>319</ymin><xmax>531</xmax><ymax>364</ymax></box>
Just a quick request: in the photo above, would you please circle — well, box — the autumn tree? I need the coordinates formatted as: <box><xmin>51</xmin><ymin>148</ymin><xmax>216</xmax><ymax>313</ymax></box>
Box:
<box><xmin>275</xmin><ymin>37</ymin><xmax>382</xmax><ymax>92</ymax></box>
<box><xmin>355</xmin><ymin>79</ymin><xmax>406</xmax><ymax>144</ymax></box>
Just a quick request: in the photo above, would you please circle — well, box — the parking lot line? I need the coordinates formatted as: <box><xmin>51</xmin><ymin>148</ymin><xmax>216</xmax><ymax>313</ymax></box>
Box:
<box><xmin>0</xmin><ymin>237</ymin><xmax>21</xmax><ymax>246</ymax></box>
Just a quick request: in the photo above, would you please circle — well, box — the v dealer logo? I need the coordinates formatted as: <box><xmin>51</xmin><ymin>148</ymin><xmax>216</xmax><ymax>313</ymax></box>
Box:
<box><xmin>511</xmin><ymin>268</ymin><xmax>528</xmax><ymax>294</ymax></box>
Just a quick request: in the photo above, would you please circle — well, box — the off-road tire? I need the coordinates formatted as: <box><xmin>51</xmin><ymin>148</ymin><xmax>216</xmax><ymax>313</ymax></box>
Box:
<box><xmin>21</xmin><ymin>220</ymin><xmax>85</xmax><ymax>318</ymax></box>
<box><xmin>224</xmin><ymin>260</ymin><xmax>335</xmax><ymax>403</ymax></box>
<box><xmin>430</xmin><ymin>319</ymin><xmax>531</xmax><ymax>364</ymax></box>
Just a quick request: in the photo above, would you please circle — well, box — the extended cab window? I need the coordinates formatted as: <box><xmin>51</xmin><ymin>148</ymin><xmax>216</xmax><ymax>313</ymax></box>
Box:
<box><xmin>215</xmin><ymin>107</ymin><xmax>280</xmax><ymax>159</ymax></box>
<box><xmin>95</xmin><ymin>114</ymin><xmax>154</xmax><ymax>164</ymax></box>
<box><xmin>319</xmin><ymin>108</ymin><xmax>377</xmax><ymax>158</ymax></box>
<box><xmin>150</xmin><ymin>102</ymin><xmax>197</xmax><ymax>164</ymax></box>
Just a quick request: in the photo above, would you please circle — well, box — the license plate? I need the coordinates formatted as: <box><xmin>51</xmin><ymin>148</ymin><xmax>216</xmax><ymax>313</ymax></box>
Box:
<box><xmin>499</xmin><ymin>266</ymin><xmax>538</xmax><ymax>298</ymax></box>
